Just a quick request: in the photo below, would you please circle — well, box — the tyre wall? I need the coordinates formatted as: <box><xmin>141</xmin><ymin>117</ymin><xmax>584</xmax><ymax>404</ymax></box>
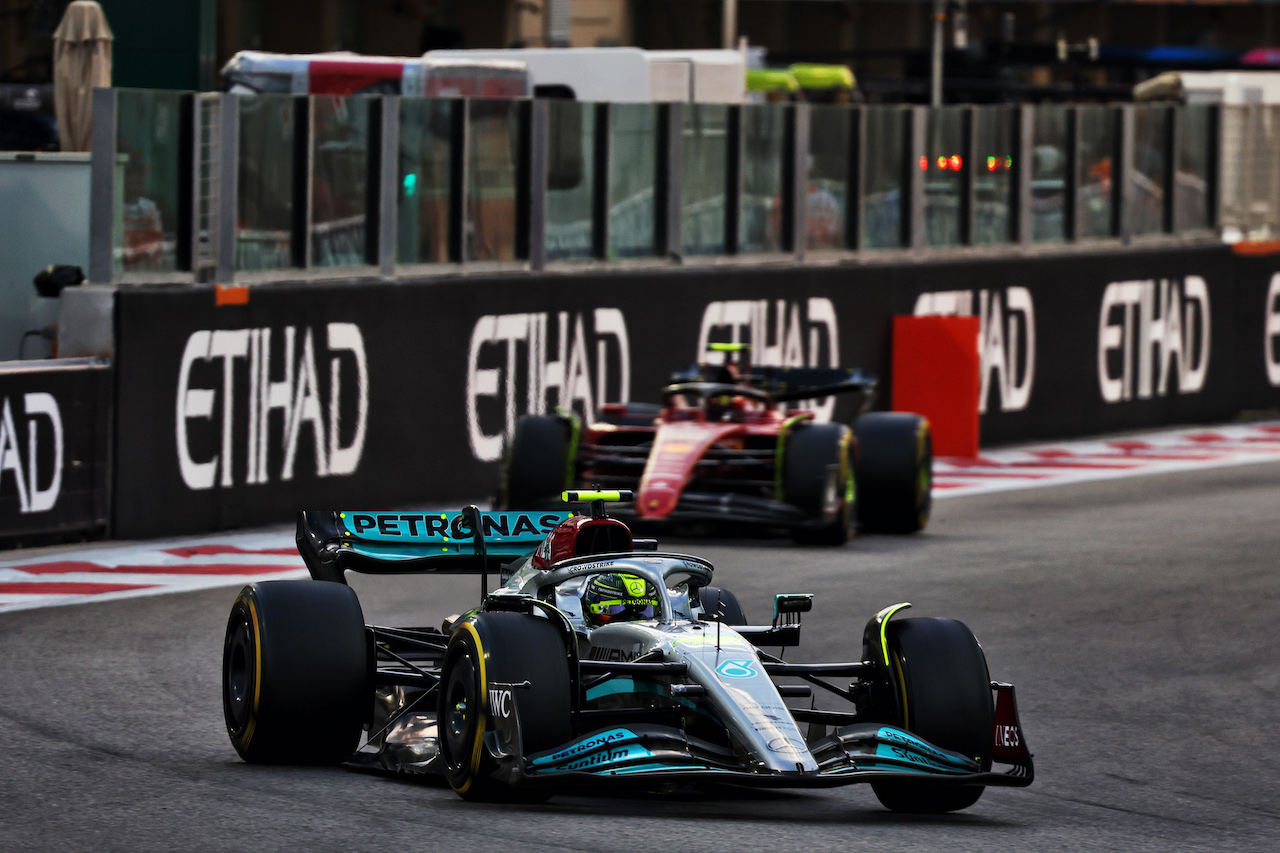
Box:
<box><xmin>112</xmin><ymin>242</ymin><xmax>1276</xmax><ymax>538</ymax></box>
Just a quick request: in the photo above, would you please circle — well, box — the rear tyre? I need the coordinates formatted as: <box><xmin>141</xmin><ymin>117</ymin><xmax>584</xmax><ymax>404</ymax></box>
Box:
<box><xmin>698</xmin><ymin>586</ymin><xmax>747</xmax><ymax>625</ymax></box>
<box><xmin>870</xmin><ymin>617</ymin><xmax>993</xmax><ymax>814</ymax></box>
<box><xmin>783</xmin><ymin>423</ymin><xmax>854</xmax><ymax>546</ymax></box>
<box><xmin>499</xmin><ymin>415</ymin><xmax>572</xmax><ymax>509</ymax></box>
<box><xmin>222</xmin><ymin>580</ymin><xmax>370</xmax><ymax>764</ymax></box>
<box><xmin>853</xmin><ymin>413</ymin><xmax>932</xmax><ymax>534</ymax></box>
<box><xmin>439</xmin><ymin>612</ymin><xmax>573</xmax><ymax>801</ymax></box>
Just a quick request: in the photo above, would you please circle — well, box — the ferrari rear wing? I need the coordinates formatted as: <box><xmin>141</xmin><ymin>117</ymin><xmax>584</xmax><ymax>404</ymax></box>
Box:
<box><xmin>746</xmin><ymin>365</ymin><xmax>877</xmax><ymax>404</ymax></box>
<box><xmin>296</xmin><ymin>508</ymin><xmax>571</xmax><ymax>584</ymax></box>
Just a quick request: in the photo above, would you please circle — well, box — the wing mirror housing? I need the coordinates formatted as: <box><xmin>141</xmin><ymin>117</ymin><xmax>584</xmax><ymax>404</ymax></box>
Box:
<box><xmin>773</xmin><ymin>593</ymin><xmax>814</xmax><ymax>628</ymax></box>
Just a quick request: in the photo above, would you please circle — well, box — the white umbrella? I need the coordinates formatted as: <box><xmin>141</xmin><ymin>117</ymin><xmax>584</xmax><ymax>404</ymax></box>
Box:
<box><xmin>53</xmin><ymin>0</ymin><xmax>113</xmax><ymax>152</ymax></box>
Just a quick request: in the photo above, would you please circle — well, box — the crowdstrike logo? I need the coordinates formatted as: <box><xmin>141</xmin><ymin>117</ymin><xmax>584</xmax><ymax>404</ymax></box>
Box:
<box><xmin>913</xmin><ymin>287</ymin><xmax>1036</xmax><ymax>413</ymax></box>
<box><xmin>0</xmin><ymin>393</ymin><xmax>62</xmax><ymax>514</ymax></box>
<box><xmin>697</xmin><ymin>298</ymin><xmax>840</xmax><ymax>421</ymax></box>
<box><xmin>466</xmin><ymin>309</ymin><xmax>631</xmax><ymax>462</ymax></box>
<box><xmin>1097</xmin><ymin>277</ymin><xmax>1210</xmax><ymax>403</ymax></box>
<box><xmin>176</xmin><ymin>323</ymin><xmax>369</xmax><ymax>490</ymax></box>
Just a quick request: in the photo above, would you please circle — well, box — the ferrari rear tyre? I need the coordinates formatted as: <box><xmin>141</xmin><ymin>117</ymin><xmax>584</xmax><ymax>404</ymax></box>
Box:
<box><xmin>853</xmin><ymin>413</ymin><xmax>932</xmax><ymax>534</ymax></box>
<box><xmin>222</xmin><ymin>580</ymin><xmax>370</xmax><ymax>765</ymax></box>
<box><xmin>598</xmin><ymin>402</ymin><xmax>662</xmax><ymax>427</ymax></box>
<box><xmin>500</xmin><ymin>415</ymin><xmax>572</xmax><ymax>509</ymax></box>
<box><xmin>440</xmin><ymin>612</ymin><xmax>573</xmax><ymax>801</ymax></box>
<box><xmin>871</xmin><ymin>617</ymin><xmax>994</xmax><ymax>814</ymax></box>
<box><xmin>783</xmin><ymin>423</ymin><xmax>854</xmax><ymax>546</ymax></box>
<box><xmin>698</xmin><ymin>586</ymin><xmax>747</xmax><ymax>625</ymax></box>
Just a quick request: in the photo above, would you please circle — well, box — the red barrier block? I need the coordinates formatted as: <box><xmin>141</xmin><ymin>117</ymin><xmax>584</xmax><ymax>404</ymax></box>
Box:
<box><xmin>891</xmin><ymin>315</ymin><xmax>981</xmax><ymax>458</ymax></box>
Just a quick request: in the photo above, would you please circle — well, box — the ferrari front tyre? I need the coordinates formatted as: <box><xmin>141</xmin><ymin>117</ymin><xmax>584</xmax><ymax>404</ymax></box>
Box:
<box><xmin>852</xmin><ymin>412</ymin><xmax>932</xmax><ymax>534</ymax></box>
<box><xmin>439</xmin><ymin>612</ymin><xmax>573</xmax><ymax>801</ymax></box>
<box><xmin>499</xmin><ymin>414</ymin><xmax>572</xmax><ymax>509</ymax></box>
<box><xmin>222</xmin><ymin>580</ymin><xmax>370</xmax><ymax>764</ymax></box>
<box><xmin>783</xmin><ymin>422</ymin><xmax>854</xmax><ymax>546</ymax></box>
<box><xmin>870</xmin><ymin>617</ymin><xmax>994</xmax><ymax>813</ymax></box>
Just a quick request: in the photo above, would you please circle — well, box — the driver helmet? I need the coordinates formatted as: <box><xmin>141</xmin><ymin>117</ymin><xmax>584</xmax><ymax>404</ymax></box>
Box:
<box><xmin>582</xmin><ymin>573</ymin><xmax>660</xmax><ymax>626</ymax></box>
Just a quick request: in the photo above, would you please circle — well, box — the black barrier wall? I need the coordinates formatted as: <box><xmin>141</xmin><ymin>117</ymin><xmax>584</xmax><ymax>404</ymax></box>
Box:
<box><xmin>114</xmin><ymin>242</ymin><xmax>1265</xmax><ymax>538</ymax></box>
<box><xmin>1232</xmin><ymin>250</ymin><xmax>1280</xmax><ymax>412</ymax></box>
<box><xmin>0</xmin><ymin>359</ymin><xmax>111</xmax><ymax>540</ymax></box>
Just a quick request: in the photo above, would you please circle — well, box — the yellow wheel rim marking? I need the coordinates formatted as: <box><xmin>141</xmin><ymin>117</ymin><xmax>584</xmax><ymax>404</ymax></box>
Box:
<box><xmin>454</xmin><ymin>621</ymin><xmax>488</xmax><ymax>794</ymax></box>
<box><xmin>241</xmin><ymin>595</ymin><xmax>263</xmax><ymax>749</ymax></box>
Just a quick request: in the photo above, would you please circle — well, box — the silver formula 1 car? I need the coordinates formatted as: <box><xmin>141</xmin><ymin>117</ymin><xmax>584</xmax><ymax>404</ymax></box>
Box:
<box><xmin>221</xmin><ymin>492</ymin><xmax>1032</xmax><ymax>813</ymax></box>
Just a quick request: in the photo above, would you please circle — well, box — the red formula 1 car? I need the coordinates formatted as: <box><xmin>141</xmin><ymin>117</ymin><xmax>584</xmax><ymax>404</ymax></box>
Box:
<box><xmin>498</xmin><ymin>345</ymin><xmax>932</xmax><ymax>544</ymax></box>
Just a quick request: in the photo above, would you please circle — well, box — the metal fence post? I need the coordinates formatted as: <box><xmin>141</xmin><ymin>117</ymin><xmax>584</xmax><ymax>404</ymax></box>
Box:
<box><xmin>1115</xmin><ymin>104</ymin><xmax>1133</xmax><ymax>243</ymax></box>
<box><xmin>89</xmin><ymin>87</ymin><xmax>117</xmax><ymax>284</ymax></box>
<box><xmin>447</xmin><ymin>98</ymin><xmax>468</xmax><ymax>264</ymax></box>
<box><xmin>519</xmin><ymin>98</ymin><xmax>548</xmax><ymax>269</ymax></box>
<box><xmin>290</xmin><ymin>96</ymin><xmax>313</xmax><ymax>268</ymax></box>
<box><xmin>1065</xmin><ymin>105</ymin><xmax>1079</xmax><ymax>242</ymax></box>
<box><xmin>789</xmin><ymin>101</ymin><xmax>810</xmax><ymax>260</ymax></box>
<box><xmin>657</xmin><ymin>102</ymin><xmax>683</xmax><ymax>261</ymax></box>
<box><xmin>1206</xmin><ymin>104</ymin><xmax>1221</xmax><ymax>232</ymax></box>
<box><xmin>905</xmin><ymin>106</ymin><xmax>926</xmax><ymax>250</ymax></box>
<box><xmin>215</xmin><ymin>93</ymin><xmax>238</xmax><ymax>283</ymax></box>
<box><xmin>725</xmin><ymin>104</ymin><xmax>742</xmax><ymax>255</ymax></box>
<box><xmin>959</xmin><ymin>105</ymin><xmax>976</xmax><ymax>245</ymax></box>
<box><xmin>1013</xmin><ymin>104</ymin><xmax>1034</xmax><ymax>244</ymax></box>
<box><xmin>1164</xmin><ymin>105</ymin><xmax>1179</xmax><ymax>235</ymax></box>
<box><xmin>592</xmin><ymin>102</ymin><xmax>611</xmax><ymax>260</ymax></box>
<box><xmin>370</xmin><ymin>95</ymin><xmax>399</xmax><ymax>276</ymax></box>
<box><xmin>848</xmin><ymin>105</ymin><xmax>865</xmax><ymax>251</ymax></box>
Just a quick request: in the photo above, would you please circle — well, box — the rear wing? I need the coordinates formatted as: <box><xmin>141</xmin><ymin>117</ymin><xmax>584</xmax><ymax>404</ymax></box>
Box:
<box><xmin>670</xmin><ymin>363</ymin><xmax>877</xmax><ymax>404</ymax></box>
<box><xmin>296</xmin><ymin>508</ymin><xmax>572</xmax><ymax>584</ymax></box>
<box><xmin>745</xmin><ymin>365</ymin><xmax>877</xmax><ymax>403</ymax></box>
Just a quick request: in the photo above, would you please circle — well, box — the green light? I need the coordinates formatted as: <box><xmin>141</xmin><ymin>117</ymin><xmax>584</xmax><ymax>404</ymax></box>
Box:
<box><xmin>403</xmin><ymin>173</ymin><xmax>418</xmax><ymax>195</ymax></box>
<box><xmin>1005</xmin><ymin>155</ymin><xmax>1013</xmax><ymax>169</ymax></box>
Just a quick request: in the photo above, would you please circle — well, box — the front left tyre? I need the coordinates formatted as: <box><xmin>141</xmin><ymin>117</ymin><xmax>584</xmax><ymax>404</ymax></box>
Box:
<box><xmin>222</xmin><ymin>580</ymin><xmax>371</xmax><ymax>764</ymax></box>
<box><xmin>439</xmin><ymin>612</ymin><xmax>573</xmax><ymax>801</ymax></box>
<box><xmin>870</xmin><ymin>617</ymin><xmax>994</xmax><ymax>813</ymax></box>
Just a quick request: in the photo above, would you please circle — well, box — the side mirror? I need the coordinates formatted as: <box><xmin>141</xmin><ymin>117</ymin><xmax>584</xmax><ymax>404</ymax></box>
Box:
<box><xmin>773</xmin><ymin>593</ymin><xmax>813</xmax><ymax>628</ymax></box>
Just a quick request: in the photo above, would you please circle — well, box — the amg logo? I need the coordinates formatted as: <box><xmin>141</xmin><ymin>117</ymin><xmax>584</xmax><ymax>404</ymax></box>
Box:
<box><xmin>176</xmin><ymin>324</ymin><xmax>368</xmax><ymax>490</ymax></box>
<box><xmin>588</xmin><ymin>646</ymin><xmax>640</xmax><ymax>662</ymax></box>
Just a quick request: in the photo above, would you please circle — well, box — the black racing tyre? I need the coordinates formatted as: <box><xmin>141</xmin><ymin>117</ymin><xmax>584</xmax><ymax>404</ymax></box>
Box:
<box><xmin>853</xmin><ymin>412</ymin><xmax>932</xmax><ymax>534</ymax></box>
<box><xmin>782</xmin><ymin>422</ymin><xmax>854</xmax><ymax>546</ymax></box>
<box><xmin>222</xmin><ymin>580</ymin><xmax>370</xmax><ymax>765</ymax></box>
<box><xmin>439</xmin><ymin>612</ymin><xmax>573</xmax><ymax>801</ymax></box>
<box><xmin>500</xmin><ymin>415</ymin><xmax>572</xmax><ymax>509</ymax></box>
<box><xmin>870</xmin><ymin>617</ymin><xmax>993</xmax><ymax>814</ymax></box>
<box><xmin>597</xmin><ymin>402</ymin><xmax>662</xmax><ymax>427</ymax></box>
<box><xmin>698</xmin><ymin>586</ymin><xmax>747</xmax><ymax>625</ymax></box>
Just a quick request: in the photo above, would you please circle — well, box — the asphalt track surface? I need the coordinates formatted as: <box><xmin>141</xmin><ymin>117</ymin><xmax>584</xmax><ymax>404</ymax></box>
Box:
<box><xmin>2</xmin><ymin>462</ymin><xmax>1279</xmax><ymax>852</ymax></box>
